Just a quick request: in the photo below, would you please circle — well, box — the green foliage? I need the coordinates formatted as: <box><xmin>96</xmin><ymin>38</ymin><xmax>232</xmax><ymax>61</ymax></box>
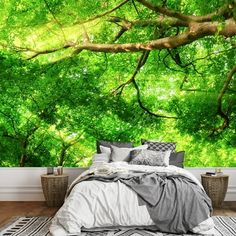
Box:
<box><xmin>0</xmin><ymin>0</ymin><xmax>235</xmax><ymax>167</ymax></box>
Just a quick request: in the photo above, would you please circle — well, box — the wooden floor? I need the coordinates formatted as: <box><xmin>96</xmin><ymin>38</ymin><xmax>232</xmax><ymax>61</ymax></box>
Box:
<box><xmin>0</xmin><ymin>201</ymin><xmax>235</xmax><ymax>228</ymax></box>
<box><xmin>0</xmin><ymin>201</ymin><xmax>58</xmax><ymax>228</ymax></box>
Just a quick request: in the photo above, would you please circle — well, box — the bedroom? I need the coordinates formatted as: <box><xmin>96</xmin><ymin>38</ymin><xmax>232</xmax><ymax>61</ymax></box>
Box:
<box><xmin>0</xmin><ymin>0</ymin><xmax>236</xmax><ymax>235</ymax></box>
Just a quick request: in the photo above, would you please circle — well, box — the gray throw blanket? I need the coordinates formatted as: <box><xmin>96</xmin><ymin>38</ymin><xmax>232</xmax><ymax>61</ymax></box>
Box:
<box><xmin>68</xmin><ymin>172</ymin><xmax>212</xmax><ymax>234</ymax></box>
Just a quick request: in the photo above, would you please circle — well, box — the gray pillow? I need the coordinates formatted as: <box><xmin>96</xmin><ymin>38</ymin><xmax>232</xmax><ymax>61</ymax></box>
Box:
<box><xmin>169</xmin><ymin>151</ymin><xmax>185</xmax><ymax>168</ymax></box>
<box><xmin>129</xmin><ymin>149</ymin><xmax>171</xmax><ymax>166</ymax></box>
<box><xmin>96</xmin><ymin>140</ymin><xmax>133</xmax><ymax>153</ymax></box>
<box><xmin>142</xmin><ymin>140</ymin><xmax>176</xmax><ymax>153</ymax></box>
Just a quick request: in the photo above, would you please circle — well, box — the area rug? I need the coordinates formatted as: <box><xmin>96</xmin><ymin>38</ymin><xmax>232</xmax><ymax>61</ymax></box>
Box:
<box><xmin>0</xmin><ymin>216</ymin><xmax>236</xmax><ymax>236</ymax></box>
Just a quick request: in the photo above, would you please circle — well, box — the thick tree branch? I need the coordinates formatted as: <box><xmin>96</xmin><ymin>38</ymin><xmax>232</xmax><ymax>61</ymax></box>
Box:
<box><xmin>136</xmin><ymin>0</ymin><xmax>235</xmax><ymax>22</ymax></box>
<box><xmin>72</xmin><ymin>18</ymin><xmax>236</xmax><ymax>53</ymax></box>
<box><xmin>13</xmin><ymin>18</ymin><xmax>236</xmax><ymax>60</ymax></box>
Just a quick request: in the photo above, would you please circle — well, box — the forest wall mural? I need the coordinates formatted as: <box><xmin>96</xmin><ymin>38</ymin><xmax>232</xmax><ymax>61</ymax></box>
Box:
<box><xmin>0</xmin><ymin>0</ymin><xmax>236</xmax><ymax>167</ymax></box>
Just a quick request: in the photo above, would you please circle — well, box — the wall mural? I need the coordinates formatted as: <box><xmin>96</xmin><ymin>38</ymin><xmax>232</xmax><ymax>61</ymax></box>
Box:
<box><xmin>0</xmin><ymin>0</ymin><xmax>236</xmax><ymax>167</ymax></box>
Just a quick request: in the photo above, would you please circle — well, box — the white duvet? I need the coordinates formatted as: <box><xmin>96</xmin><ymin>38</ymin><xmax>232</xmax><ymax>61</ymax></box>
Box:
<box><xmin>50</xmin><ymin>162</ymin><xmax>216</xmax><ymax>236</ymax></box>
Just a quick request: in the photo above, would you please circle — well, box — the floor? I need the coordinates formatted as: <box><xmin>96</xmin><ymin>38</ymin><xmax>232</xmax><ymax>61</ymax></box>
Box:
<box><xmin>0</xmin><ymin>201</ymin><xmax>58</xmax><ymax>228</ymax></box>
<box><xmin>0</xmin><ymin>201</ymin><xmax>235</xmax><ymax>228</ymax></box>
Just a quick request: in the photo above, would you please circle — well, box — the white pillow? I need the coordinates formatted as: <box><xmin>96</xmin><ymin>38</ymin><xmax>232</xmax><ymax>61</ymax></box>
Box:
<box><xmin>134</xmin><ymin>144</ymin><xmax>149</xmax><ymax>150</ymax></box>
<box><xmin>92</xmin><ymin>153</ymin><xmax>110</xmax><ymax>163</ymax></box>
<box><xmin>100</xmin><ymin>145</ymin><xmax>111</xmax><ymax>155</ymax></box>
<box><xmin>90</xmin><ymin>153</ymin><xmax>110</xmax><ymax>169</ymax></box>
<box><xmin>110</xmin><ymin>144</ymin><xmax>148</xmax><ymax>162</ymax></box>
<box><xmin>163</xmin><ymin>150</ymin><xmax>171</xmax><ymax>166</ymax></box>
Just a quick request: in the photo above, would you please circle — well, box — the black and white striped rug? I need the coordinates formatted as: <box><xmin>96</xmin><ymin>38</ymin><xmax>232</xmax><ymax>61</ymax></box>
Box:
<box><xmin>0</xmin><ymin>216</ymin><xmax>235</xmax><ymax>236</ymax></box>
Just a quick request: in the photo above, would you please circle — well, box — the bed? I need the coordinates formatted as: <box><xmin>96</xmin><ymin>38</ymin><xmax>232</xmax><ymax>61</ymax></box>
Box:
<box><xmin>49</xmin><ymin>141</ymin><xmax>215</xmax><ymax>236</ymax></box>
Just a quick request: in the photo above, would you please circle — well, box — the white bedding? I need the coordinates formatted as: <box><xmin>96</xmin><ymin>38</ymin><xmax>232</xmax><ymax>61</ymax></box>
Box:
<box><xmin>50</xmin><ymin>162</ymin><xmax>216</xmax><ymax>236</ymax></box>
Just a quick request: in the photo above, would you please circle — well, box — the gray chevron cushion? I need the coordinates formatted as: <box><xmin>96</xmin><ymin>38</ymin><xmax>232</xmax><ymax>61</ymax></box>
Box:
<box><xmin>142</xmin><ymin>140</ymin><xmax>176</xmax><ymax>153</ymax></box>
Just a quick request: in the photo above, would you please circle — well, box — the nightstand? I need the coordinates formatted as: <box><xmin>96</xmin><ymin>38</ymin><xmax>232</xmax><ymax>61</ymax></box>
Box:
<box><xmin>201</xmin><ymin>174</ymin><xmax>229</xmax><ymax>208</ymax></box>
<box><xmin>41</xmin><ymin>174</ymin><xmax>69</xmax><ymax>207</ymax></box>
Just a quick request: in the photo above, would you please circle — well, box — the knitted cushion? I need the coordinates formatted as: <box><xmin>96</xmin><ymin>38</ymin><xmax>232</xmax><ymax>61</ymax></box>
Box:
<box><xmin>143</xmin><ymin>140</ymin><xmax>176</xmax><ymax>153</ymax></box>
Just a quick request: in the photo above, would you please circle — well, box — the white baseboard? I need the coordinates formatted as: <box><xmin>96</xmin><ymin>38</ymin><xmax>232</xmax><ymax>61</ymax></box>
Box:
<box><xmin>0</xmin><ymin>167</ymin><xmax>235</xmax><ymax>201</ymax></box>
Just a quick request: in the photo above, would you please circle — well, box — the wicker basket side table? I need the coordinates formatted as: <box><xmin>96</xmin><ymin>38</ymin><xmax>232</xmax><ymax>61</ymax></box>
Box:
<box><xmin>41</xmin><ymin>174</ymin><xmax>69</xmax><ymax>207</ymax></box>
<box><xmin>201</xmin><ymin>174</ymin><xmax>229</xmax><ymax>208</ymax></box>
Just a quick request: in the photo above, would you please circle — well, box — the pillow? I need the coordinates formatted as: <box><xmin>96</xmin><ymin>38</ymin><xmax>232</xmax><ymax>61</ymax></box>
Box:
<box><xmin>110</xmin><ymin>144</ymin><xmax>148</xmax><ymax>162</ymax></box>
<box><xmin>129</xmin><ymin>149</ymin><xmax>171</xmax><ymax>166</ymax></box>
<box><xmin>169</xmin><ymin>151</ymin><xmax>185</xmax><ymax>168</ymax></box>
<box><xmin>96</xmin><ymin>140</ymin><xmax>133</xmax><ymax>153</ymax></box>
<box><xmin>99</xmin><ymin>145</ymin><xmax>112</xmax><ymax>156</ymax></box>
<box><xmin>92</xmin><ymin>153</ymin><xmax>110</xmax><ymax>163</ymax></box>
<box><xmin>142</xmin><ymin>140</ymin><xmax>176</xmax><ymax>153</ymax></box>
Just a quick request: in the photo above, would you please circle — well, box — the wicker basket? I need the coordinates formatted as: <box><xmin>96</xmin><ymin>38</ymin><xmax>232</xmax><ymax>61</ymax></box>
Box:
<box><xmin>41</xmin><ymin>174</ymin><xmax>69</xmax><ymax>207</ymax></box>
<box><xmin>201</xmin><ymin>174</ymin><xmax>229</xmax><ymax>208</ymax></box>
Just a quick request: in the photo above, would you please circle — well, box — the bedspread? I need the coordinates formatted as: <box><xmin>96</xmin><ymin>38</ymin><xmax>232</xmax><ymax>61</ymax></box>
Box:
<box><xmin>50</xmin><ymin>162</ymin><xmax>215</xmax><ymax>236</ymax></box>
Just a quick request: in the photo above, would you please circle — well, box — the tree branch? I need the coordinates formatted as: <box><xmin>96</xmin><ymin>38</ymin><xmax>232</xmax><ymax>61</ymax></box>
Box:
<box><xmin>132</xmin><ymin>79</ymin><xmax>178</xmax><ymax>119</ymax></box>
<box><xmin>72</xmin><ymin>18</ymin><xmax>236</xmax><ymax>53</ymax></box>
<box><xmin>113</xmin><ymin>51</ymin><xmax>177</xmax><ymax>119</ymax></box>
<box><xmin>24</xmin><ymin>43</ymin><xmax>75</xmax><ymax>60</ymax></box>
<box><xmin>43</xmin><ymin>0</ymin><xmax>67</xmax><ymax>42</ymax></box>
<box><xmin>113</xmin><ymin>51</ymin><xmax>150</xmax><ymax>95</ymax></box>
<box><xmin>0</xmin><ymin>110</ymin><xmax>18</xmax><ymax>136</ymax></box>
<box><xmin>12</xmin><ymin>17</ymin><xmax>236</xmax><ymax>60</ymax></box>
<box><xmin>108</xmin><ymin>16</ymin><xmax>188</xmax><ymax>28</ymax></box>
<box><xmin>136</xmin><ymin>0</ymin><xmax>235</xmax><ymax>22</ymax></box>
<box><xmin>132</xmin><ymin>0</ymin><xmax>140</xmax><ymax>15</ymax></box>
<box><xmin>73</xmin><ymin>0</ymin><xmax>131</xmax><ymax>25</ymax></box>
<box><xmin>214</xmin><ymin>64</ymin><xmax>236</xmax><ymax>132</ymax></box>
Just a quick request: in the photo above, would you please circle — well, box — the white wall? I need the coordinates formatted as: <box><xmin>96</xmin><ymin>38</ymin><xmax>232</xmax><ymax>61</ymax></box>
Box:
<box><xmin>0</xmin><ymin>167</ymin><xmax>87</xmax><ymax>201</ymax></box>
<box><xmin>186</xmin><ymin>168</ymin><xmax>236</xmax><ymax>201</ymax></box>
<box><xmin>0</xmin><ymin>167</ymin><xmax>235</xmax><ymax>201</ymax></box>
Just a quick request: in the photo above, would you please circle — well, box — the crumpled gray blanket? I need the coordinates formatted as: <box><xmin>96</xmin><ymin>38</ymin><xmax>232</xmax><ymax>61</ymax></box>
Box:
<box><xmin>67</xmin><ymin>171</ymin><xmax>212</xmax><ymax>234</ymax></box>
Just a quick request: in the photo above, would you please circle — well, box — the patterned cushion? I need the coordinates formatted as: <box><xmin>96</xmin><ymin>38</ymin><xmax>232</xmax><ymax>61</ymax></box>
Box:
<box><xmin>143</xmin><ymin>140</ymin><xmax>176</xmax><ymax>153</ymax></box>
<box><xmin>96</xmin><ymin>140</ymin><xmax>133</xmax><ymax>153</ymax></box>
<box><xmin>129</xmin><ymin>149</ymin><xmax>171</xmax><ymax>166</ymax></box>
<box><xmin>169</xmin><ymin>151</ymin><xmax>185</xmax><ymax>168</ymax></box>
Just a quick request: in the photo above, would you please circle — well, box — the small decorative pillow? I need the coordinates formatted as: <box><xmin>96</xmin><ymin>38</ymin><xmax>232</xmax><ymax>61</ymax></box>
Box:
<box><xmin>129</xmin><ymin>149</ymin><xmax>171</xmax><ymax>166</ymax></box>
<box><xmin>92</xmin><ymin>153</ymin><xmax>110</xmax><ymax>163</ymax></box>
<box><xmin>143</xmin><ymin>140</ymin><xmax>176</xmax><ymax>153</ymax></box>
<box><xmin>110</xmin><ymin>144</ymin><xmax>148</xmax><ymax>162</ymax></box>
<box><xmin>90</xmin><ymin>153</ymin><xmax>110</xmax><ymax>169</ymax></box>
<box><xmin>96</xmin><ymin>140</ymin><xmax>133</xmax><ymax>153</ymax></box>
<box><xmin>169</xmin><ymin>151</ymin><xmax>185</xmax><ymax>168</ymax></box>
<box><xmin>99</xmin><ymin>145</ymin><xmax>112</xmax><ymax>156</ymax></box>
